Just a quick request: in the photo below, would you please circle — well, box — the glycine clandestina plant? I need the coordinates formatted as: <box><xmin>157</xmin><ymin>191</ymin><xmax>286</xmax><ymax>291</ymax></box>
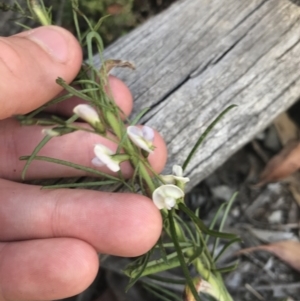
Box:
<box><xmin>2</xmin><ymin>1</ymin><xmax>240</xmax><ymax>300</ymax></box>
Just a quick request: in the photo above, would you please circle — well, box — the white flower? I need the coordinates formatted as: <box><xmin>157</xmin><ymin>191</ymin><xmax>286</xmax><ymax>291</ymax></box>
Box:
<box><xmin>42</xmin><ymin>129</ymin><xmax>60</xmax><ymax>137</ymax></box>
<box><xmin>92</xmin><ymin>144</ymin><xmax>120</xmax><ymax>172</ymax></box>
<box><xmin>161</xmin><ymin>165</ymin><xmax>190</xmax><ymax>185</ymax></box>
<box><xmin>127</xmin><ymin>125</ymin><xmax>155</xmax><ymax>153</ymax></box>
<box><xmin>152</xmin><ymin>184</ymin><xmax>184</xmax><ymax>210</ymax></box>
<box><xmin>73</xmin><ymin>104</ymin><xmax>100</xmax><ymax>126</ymax></box>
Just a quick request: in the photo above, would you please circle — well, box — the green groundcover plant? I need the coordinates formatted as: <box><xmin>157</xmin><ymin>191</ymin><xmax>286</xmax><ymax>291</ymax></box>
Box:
<box><xmin>0</xmin><ymin>1</ymin><xmax>240</xmax><ymax>300</ymax></box>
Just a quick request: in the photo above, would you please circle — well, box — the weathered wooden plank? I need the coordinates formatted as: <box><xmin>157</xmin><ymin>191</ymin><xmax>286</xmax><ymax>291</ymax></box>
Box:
<box><xmin>2</xmin><ymin>0</ymin><xmax>300</xmax><ymax>191</ymax></box>
<box><xmin>98</xmin><ymin>0</ymin><xmax>300</xmax><ymax>190</ymax></box>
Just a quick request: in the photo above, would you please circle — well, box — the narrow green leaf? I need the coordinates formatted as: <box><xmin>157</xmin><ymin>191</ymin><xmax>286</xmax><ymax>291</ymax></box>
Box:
<box><xmin>143</xmin><ymin>283</ymin><xmax>179</xmax><ymax>301</ymax></box>
<box><xmin>20</xmin><ymin>155</ymin><xmax>123</xmax><ymax>182</ymax></box>
<box><xmin>56</xmin><ymin>78</ymin><xmax>94</xmax><ymax>102</ymax></box>
<box><xmin>71</xmin><ymin>0</ymin><xmax>81</xmax><ymax>42</ymax></box>
<box><xmin>168</xmin><ymin>210</ymin><xmax>201</xmax><ymax>301</ymax></box>
<box><xmin>130</xmin><ymin>107</ymin><xmax>150</xmax><ymax>125</ymax></box>
<box><xmin>65</xmin><ymin>114</ymin><xmax>79</xmax><ymax>124</ymax></box>
<box><xmin>15</xmin><ymin>0</ymin><xmax>25</xmax><ymax>13</ymax></box>
<box><xmin>212</xmin><ymin>261</ymin><xmax>239</xmax><ymax>273</ymax></box>
<box><xmin>147</xmin><ymin>274</ymin><xmax>186</xmax><ymax>285</ymax></box>
<box><xmin>143</xmin><ymin>282</ymin><xmax>183</xmax><ymax>301</ymax></box>
<box><xmin>125</xmin><ymin>246</ymin><xmax>195</xmax><ymax>278</ymax></box>
<box><xmin>214</xmin><ymin>238</ymin><xmax>241</xmax><ymax>263</ymax></box>
<box><xmin>126</xmin><ymin>251</ymin><xmax>152</xmax><ymax>291</ymax></box>
<box><xmin>93</xmin><ymin>15</ymin><xmax>111</xmax><ymax>32</ymax></box>
<box><xmin>186</xmin><ymin>247</ymin><xmax>204</xmax><ymax>264</ymax></box>
<box><xmin>79</xmin><ymin>10</ymin><xmax>94</xmax><ymax>31</ymax></box>
<box><xmin>212</xmin><ymin>192</ymin><xmax>238</xmax><ymax>258</ymax></box>
<box><xmin>195</xmin><ymin>208</ymin><xmax>201</xmax><ymax>246</ymax></box>
<box><xmin>14</xmin><ymin>21</ymin><xmax>31</xmax><ymax>29</ymax></box>
<box><xmin>205</xmin><ymin>203</ymin><xmax>226</xmax><ymax>243</ymax></box>
<box><xmin>21</xmin><ymin>135</ymin><xmax>52</xmax><ymax>180</ymax></box>
<box><xmin>155</xmin><ymin>242</ymin><xmax>194</xmax><ymax>249</ymax></box>
<box><xmin>86</xmin><ymin>31</ymin><xmax>104</xmax><ymax>78</ymax></box>
<box><xmin>25</xmin><ymin>93</ymin><xmax>73</xmax><ymax>119</ymax></box>
<box><xmin>49</xmin><ymin>116</ymin><xmax>67</xmax><ymax>124</ymax></box>
<box><xmin>178</xmin><ymin>203</ymin><xmax>237</xmax><ymax>240</ymax></box>
<box><xmin>182</xmin><ymin>105</ymin><xmax>237</xmax><ymax>171</ymax></box>
<box><xmin>72</xmin><ymin>79</ymin><xmax>100</xmax><ymax>87</ymax></box>
<box><xmin>138</xmin><ymin>168</ymin><xmax>147</xmax><ymax>196</ymax></box>
<box><xmin>174</xmin><ymin>214</ymin><xmax>196</xmax><ymax>244</ymax></box>
<box><xmin>42</xmin><ymin>180</ymin><xmax>118</xmax><ymax>189</ymax></box>
<box><xmin>158</xmin><ymin>236</ymin><xmax>169</xmax><ymax>265</ymax></box>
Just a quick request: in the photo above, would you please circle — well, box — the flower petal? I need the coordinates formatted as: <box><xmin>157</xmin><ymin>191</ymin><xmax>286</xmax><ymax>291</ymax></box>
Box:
<box><xmin>160</xmin><ymin>175</ymin><xmax>176</xmax><ymax>184</ymax></box>
<box><xmin>152</xmin><ymin>184</ymin><xmax>184</xmax><ymax>210</ymax></box>
<box><xmin>73</xmin><ymin>104</ymin><xmax>100</xmax><ymax>125</ymax></box>
<box><xmin>173</xmin><ymin>165</ymin><xmax>183</xmax><ymax>177</ymax></box>
<box><xmin>91</xmin><ymin>157</ymin><xmax>105</xmax><ymax>167</ymax></box>
<box><xmin>42</xmin><ymin>129</ymin><xmax>60</xmax><ymax>137</ymax></box>
<box><xmin>142</xmin><ymin>126</ymin><xmax>154</xmax><ymax>142</ymax></box>
<box><xmin>127</xmin><ymin>126</ymin><xmax>154</xmax><ymax>153</ymax></box>
<box><xmin>153</xmin><ymin>194</ymin><xmax>166</xmax><ymax>210</ymax></box>
<box><xmin>93</xmin><ymin>144</ymin><xmax>120</xmax><ymax>172</ymax></box>
<box><xmin>164</xmin><ymin>197</ymin><xmax>176</xmax><ymax>210</ymax></box>
<box><xmin>106</xmin><ymin>161</ymin><xmax>121</xmax><ymax>172</ymax></box>
<box><xmin>127</xmin><ymin>126</ymin><xmax>142</xmax><ymax>137</ymax></box>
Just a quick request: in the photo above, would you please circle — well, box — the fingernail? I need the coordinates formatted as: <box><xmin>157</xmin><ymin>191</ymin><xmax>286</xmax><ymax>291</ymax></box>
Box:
<box><xmin>27</xmin><ymin>27</ymin><xmax>69</xmax><ymax>63</ymax></box>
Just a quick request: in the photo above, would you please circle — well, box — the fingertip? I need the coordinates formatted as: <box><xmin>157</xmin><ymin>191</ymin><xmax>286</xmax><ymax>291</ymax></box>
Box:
<box><xmin>16</xmin><ymin>25</ymin><xmax>83</xmax><ymax>71</ymax></box>
<box><xmin>117</xmin><ymin>194</ymin><xmax>163</xmax><ymax>256</ymax></box>
<box><xmin>60</xmin><ymin>239</ymin><xmax>99</xmax><ymax>294</ymax></box>
<box><xmin>0</xmin><ymin>238</ymin><xmax>99</xmax><ymax>300</ymax></box>
<box><xmin>107</xmin><ymin>75</ymin><xmax>133</xmax><ymax>117</ymax></box>
<box><xmin>148</xmin><ymin>130</ymin><xmax>168</xmax><ymax>174</ymax></box>
<box><xmin>0</xmin><ymin>26</ymin><xmax>83</xmax><ymax>118</ymax></box>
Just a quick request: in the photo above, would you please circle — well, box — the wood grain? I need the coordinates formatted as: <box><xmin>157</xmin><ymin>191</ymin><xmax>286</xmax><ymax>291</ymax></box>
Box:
<box><xmin>98</xmin><ymin>0</ymin><xmax>300</xmax><ymax>190</ymax></box>
<box><xmin>2</xmin><ymin>0</ymin><xmax>300</xmax><ymax>191</ymax></box>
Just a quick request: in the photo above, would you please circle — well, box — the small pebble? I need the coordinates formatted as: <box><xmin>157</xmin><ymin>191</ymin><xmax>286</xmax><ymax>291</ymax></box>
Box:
<box><xmin>231</xmin><ymin>207</ymin><xmax>240</xmax><ymax>218</ymax></box>
<box><xmin>268</xmin><ymin>210</ymin><xmax>282</xmax><ymax>224</ymax></box>
<box><xmin>211</xmin><ymin>185</ymin><xmax>235</xmax><ymax>201</ymax></box>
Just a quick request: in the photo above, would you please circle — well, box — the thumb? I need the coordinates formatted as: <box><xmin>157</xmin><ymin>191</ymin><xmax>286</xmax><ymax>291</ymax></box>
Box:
<box><xmin>0</xmin><ymin>26</ymin><xmax>82</xmax><ymax>120</ymax></box>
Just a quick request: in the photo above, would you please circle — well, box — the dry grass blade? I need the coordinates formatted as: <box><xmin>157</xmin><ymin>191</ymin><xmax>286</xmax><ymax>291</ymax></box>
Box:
<box><xmin>236</xmin><ymin>241</ymin><xmax>300</xmax><ymax>272</ymax></box>
<box><xmin>273</xmin><ymin>112</ymin><xmax>298</xmax><ymax>145</ymax></box>
<box><xmin>257</xmin><ymin>141</ymin><xmax>300</xmax><ymax>186</ymax></box>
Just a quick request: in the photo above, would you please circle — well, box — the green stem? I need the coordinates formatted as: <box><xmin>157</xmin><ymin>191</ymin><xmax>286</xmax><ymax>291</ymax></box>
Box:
<box><xmin>173</xmin><ymin>212</ymin><xmax>233</xmax><ymax>301</ymax></box>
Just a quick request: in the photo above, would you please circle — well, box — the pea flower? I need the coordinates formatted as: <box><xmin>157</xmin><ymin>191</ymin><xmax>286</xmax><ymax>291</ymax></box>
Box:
<box><xmin>73</xmin><ymin>104</ymin><xmax>99</xmax><ymax>124</ymax></box>
<box><xmin>42</xmin><ymin>127</ymin><xmax>75</xmax><ymax>137</ymax></box>
<box><xmin>92</xmin><ymin>144</ymin><xmax>120</xmax><ymax>172</ymax></box>
<box><xmin>161</xmin><ymin>165</ymin><xmax>190</xmax><ymax>185</ymax></box>
<box><xmin>152</xmin><ymin>184</ymin><xmax>184</xmax><ymax>210</ymax></box>
<box><xmin>42</xmin><ymin>129</ymin><xmax>60</xmax><ymax>137</ymax></box>
<box><xmin>127</xmin><ymin>125</ymin><xmax>155</xmax><ymax>153</ymax></box>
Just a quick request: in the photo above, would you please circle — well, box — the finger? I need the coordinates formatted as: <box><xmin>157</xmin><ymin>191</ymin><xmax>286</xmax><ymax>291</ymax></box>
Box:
<box><xmin>0</xmin><ymin>26</ymin><xmax>82</xmax><ymax>119</ymax></box>
<box><xmin>0</xmin><ymin>119</ymin><xmax>167</xmax><ymax>181</ymax></box>
<box><xmin>0</xmin><ymin>238</ymin><xmax>98</xmax><ymax>301</ymax></box>
<box><xmin>0</xmin><ymin>179</ymin><xmax>162</xmax><ymax>257</ymax></box>
<box><xmin>45</xmin><ymin>75</ymin><xmax>133</xmax><ymax>119</ymax></box>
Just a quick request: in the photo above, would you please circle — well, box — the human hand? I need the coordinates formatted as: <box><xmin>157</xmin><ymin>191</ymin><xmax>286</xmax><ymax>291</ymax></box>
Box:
<box><xmin>0</xmin><ymin>26</ymin><xmax>167</xmax><ymax>301</ymax></box>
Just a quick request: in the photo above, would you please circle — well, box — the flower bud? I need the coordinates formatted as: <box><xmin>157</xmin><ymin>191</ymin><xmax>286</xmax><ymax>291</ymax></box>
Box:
<box><xmin>73</xmin><ymin>104</ymin><xmax>105</xmax><ymax>133</ymax></box>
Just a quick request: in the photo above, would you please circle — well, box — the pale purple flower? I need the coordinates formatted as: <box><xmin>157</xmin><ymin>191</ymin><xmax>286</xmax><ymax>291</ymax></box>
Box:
<box><xmin>93</xmin><ymin>144</ymin><xmax>120</xmax><ymax>172</ymax></box>
<box><xmin>127</xmin><ymin>125</ymin><xmax>155</xmax><ymax>153</ymax></box>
